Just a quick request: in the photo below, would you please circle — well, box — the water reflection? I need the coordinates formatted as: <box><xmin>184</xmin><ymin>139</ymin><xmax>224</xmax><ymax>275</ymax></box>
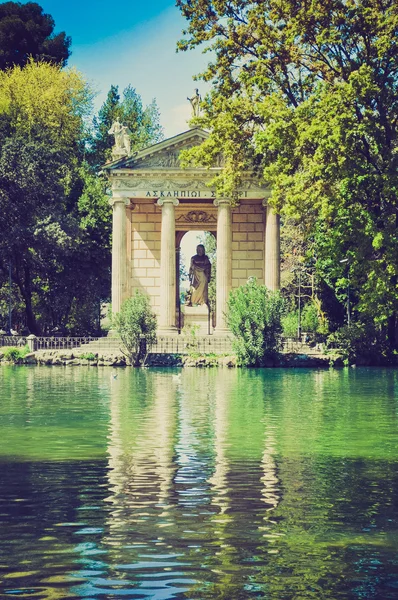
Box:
<box><xmin>0</xmin><ymin>367</ymin><xmax>398</xmax><ymax>598</ymax></box>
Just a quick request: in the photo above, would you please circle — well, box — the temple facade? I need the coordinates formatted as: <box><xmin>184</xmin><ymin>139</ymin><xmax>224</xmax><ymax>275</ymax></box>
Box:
<box><xmin>105</xmin><ymin>127</ymin><xmax>280</xmax><ymax>335</ymax></box>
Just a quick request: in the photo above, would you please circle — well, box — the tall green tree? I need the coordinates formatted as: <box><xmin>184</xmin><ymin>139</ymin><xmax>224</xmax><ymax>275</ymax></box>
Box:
<box><xmin>0</xmin><ymin>60</ymin><xmax>107</xmax><ymax>334</ymax></box>
<box><xmin>177</xmin><ymin>0</ymin><xmax>398</xmax><ymax>347</ymax></box>
<box><xmin>0</xmin><ymin>2</ymin><xmax>71</xmax><ymax>70</ymax></box>
<box><xmin>90</xmin><ymin>84</ymin><xmax>163</xmax><ymax>168</ymax></box>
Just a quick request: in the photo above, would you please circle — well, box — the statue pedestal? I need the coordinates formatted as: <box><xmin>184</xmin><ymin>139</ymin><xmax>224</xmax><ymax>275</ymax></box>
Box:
<box><xmin>182</xmin><ymin>305</ymin><xmax>211</xmax><ymax>335</ymax></box>
<box><xmin>111</xmin><ymin>148</ymin><xmax>129</xmax><ymax>161</ymax></box>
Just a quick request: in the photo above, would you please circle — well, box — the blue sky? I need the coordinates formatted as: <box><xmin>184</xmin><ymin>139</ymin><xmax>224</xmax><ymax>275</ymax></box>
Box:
<box><xmin>38</xmin><ymin>1</ymin><xmax>210</xmax><ymax>137</ymax></box>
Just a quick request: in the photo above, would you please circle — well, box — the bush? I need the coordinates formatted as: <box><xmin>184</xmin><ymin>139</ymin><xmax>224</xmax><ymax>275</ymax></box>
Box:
<box><xmin>2</xmin><ymin>345</ymin><xmax>30</xmax><ymax>363</ymax></box>
<box><xmin>226</xmin><ymin>278</ymin><xmax>284</xmax><ymax>366</ymax></box>
<box><xmin>327</xmin><ymin>322</ymin><xmax>390</xmax><ymax>364</ymax></box>
<box><xmin>282</xmin><ymin>303</ymin><xmax>328</xmax><ymax>338</ymax></box>
<box><xmin>281</xmin><ymin>310</ymin><xmax>299</xmax><ymax>338</ymax></box>
<box><xmin>182</xmin><ymin>323</ymin><xmax>200</xmax><ymax>353</ymax></box>
<box><xmin>301</xmin><ymin>303</ymin><xmax>319</xmax><ymax>333</ymax></box>
<box><xmin>114</xmin><ymin>291</ymin><xmax>157</xmax><ymax>366</ymax></box>
<box><xmin>79</xmin><ymin>352</ymin><xmax>96</xmax><ymax>361</ymax></box>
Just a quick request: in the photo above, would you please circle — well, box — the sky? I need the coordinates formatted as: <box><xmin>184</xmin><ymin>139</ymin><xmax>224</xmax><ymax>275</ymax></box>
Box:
<box><xmin>36</xmin><ymin>1</ymin><xmax>212</xmax><ymax>265</ymax></box>
<box><xmin>38</xmin><ymin>0</ymin><xmax>211</xmax><ymax>138</ymax></box>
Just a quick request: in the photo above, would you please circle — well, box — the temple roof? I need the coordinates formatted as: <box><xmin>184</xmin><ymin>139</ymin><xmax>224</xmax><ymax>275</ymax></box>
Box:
<box><xmin>104</xmin><ymin>127</ymin><xmax>209</xmax><ymax>172</ymax></box>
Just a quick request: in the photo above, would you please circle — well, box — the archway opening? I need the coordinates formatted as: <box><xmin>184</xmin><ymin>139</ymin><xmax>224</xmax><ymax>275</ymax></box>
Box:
<box><xmin>177</xmin><ymin>230</ymin><xmax>216</xmax><ymax>333</ymax></box>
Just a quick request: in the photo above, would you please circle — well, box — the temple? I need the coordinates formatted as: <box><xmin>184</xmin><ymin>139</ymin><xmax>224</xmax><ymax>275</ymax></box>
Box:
<box><xmin>105</xmin><ymin>127</ymin><xmax>280</xmax><ymax>335</ymax></box>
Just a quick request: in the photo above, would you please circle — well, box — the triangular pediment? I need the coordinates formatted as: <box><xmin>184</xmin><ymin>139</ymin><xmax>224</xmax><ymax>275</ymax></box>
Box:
<box><xmin>105</xmin><ymin>127</ymin><xmax>211</xmax><ymax>171</ymax></box>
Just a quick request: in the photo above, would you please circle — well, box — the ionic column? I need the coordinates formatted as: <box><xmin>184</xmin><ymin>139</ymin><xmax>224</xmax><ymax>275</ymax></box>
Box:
<box><xmin>214</xmin><ymin>198</ymin><xmax>232</xmax><ymax>334</ymax></box>
<box><xmin>158</xmin><ymin>198</ymin><xmax>178</xmax><ymax>333</ymax></box>
<box><xmin>263</xmin><ymin>202</ymin><xmax>281</xmax><ymax>291</ymax></box>
<box><xmin>110</xmin><ymin>195</ymin><xmax>128</xmax><ymax>315</ymax></box>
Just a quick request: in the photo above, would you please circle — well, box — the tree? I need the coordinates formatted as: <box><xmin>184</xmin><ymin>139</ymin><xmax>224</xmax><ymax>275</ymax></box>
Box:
<box><xmin>0</xmin><ymin>135</ymin><xmax>73</xmax><ymax>333</ymax></box>
<box><xmin>0</xmin><ymin>2</ymin><xmax>71</xmax><ymax>70</ymax></box>
<box><xmin>114</xmin><ymin>291</ymin><xmax>157</xmax><ymax>366</ymax></box>
<box><xmin>90</xmin><ymin>84</ymin><xmax>163</xmax><ymax>168</ymax></box>
<box><xmin>0</xmin><ymin>58</ymin><xmax>92</xmax><ymax>144</ymax></box>
<box><xmin>177</xmin><ymin>0</ymin><xmax>398</xmax><ymax>348</ymax></box>
<box><xmin>0</xmin><ymin>61</ymin><xmax>99</xmax><ymax>334</ymax></box>
<box><xmin>226</xmin><ymin>278</ymin><xmax>283</xmax><ymax>366</ymax></box>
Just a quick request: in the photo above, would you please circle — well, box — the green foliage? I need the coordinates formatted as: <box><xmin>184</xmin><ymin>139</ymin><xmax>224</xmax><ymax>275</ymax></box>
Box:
<box><xmin>0</xmin><ymin>58</ymin><xmax>163</xmax><ymax>336</ymax></box>
<box><xmin>2</xmin><ymin>344</ymin><xmax>29</xmax><ymax>362</ymax></box>
<box><xmin>114</xmin><ymin>291</ymin><xmax>157</xmax><ymax>366</ymax></box>
<box><xmin>301</xmin><ymin>303</ymin><xmax>320</xmax><ymax>334</ymax></box>
<box><xmin>226</xmin><ymin>278</ymin><xmax>284</xmax><ymax>366</ymax></box>
<box><xmin>182</xmin><ymin>323</ymin><xmax>200</xmax><ymax>353</ymax></box>
<box><xmin>0</xmin><ymin>2</ymin><xmax>71</xmax><ymax>70</ymax></box>
<box><xmin>0</xmin><ymin>62</ymin><xmax>93</xmax><ymax>334</ymax></box>
<box><xmin>184</xmin><ymin>352</ymin><xmax>220</xmax><ymax>367</ymax></box>
<box><xmin>282</xmin><ymin>303</ymin><xmax>327</xmax><ymax>338</ymax></box>
<box><xmin>79</xmin><ymin>352</ymin><xmax>96</xmax><ymax>361</ymax></box>
<box><xmin>0</xmin><ymin>59</ymin><xmax>92</xmax><ymax>143</ymax></box>
<box><xmin>0</xmin><ymin>61</ymin><xmax>109</xmax><ymax>335</ymax></box>
<box><xmin>281</xmin><ymin>310</ymin><xmax>299</xmax><ymax>339</ymax></box>
<box><xmin>177</xmin><ymin>0</ymin><xmax>398</xmax><ymax>348</ymax></box>
<box><xmin>327</xmin><ymin>323</ymin><xmax>390</xmax><ymax>364</ymax></box>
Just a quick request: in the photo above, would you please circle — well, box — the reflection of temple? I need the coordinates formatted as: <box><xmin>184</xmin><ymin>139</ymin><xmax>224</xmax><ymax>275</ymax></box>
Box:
<box><xmin>105</xmin><ymin>128</ymin><xmax>280</xmax><ymax>334</ymax></box>
<box><xmin>105</xmin><ymin>372</ymin><xmax>178</xmax><ymax>544</ymax></box>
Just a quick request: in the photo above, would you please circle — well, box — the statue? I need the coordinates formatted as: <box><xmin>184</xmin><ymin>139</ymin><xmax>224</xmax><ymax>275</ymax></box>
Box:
<box><xmin>187</xmin><ymin>88</ymin><xmax>201</xmax><ymax>118</ymax></box>
<box><xmin>108</xmin><ymin>120</ymin><xmax>132</xmax><ymax>157</ymax></box>
<box><xmin>188</xmin><ymin>244</ymin><xmax>211</xmax><ymax>306</ymax></box>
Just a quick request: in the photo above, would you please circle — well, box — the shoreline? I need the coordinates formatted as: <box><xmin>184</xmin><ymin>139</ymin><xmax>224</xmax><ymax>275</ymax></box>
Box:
<box><xmin>0</xmin><ymin>348</ymin><xmax>344</xmax><ymax>368</ymax></box>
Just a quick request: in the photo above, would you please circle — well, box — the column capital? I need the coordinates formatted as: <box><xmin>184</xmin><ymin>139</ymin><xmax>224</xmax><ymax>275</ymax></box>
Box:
<box><xmin>262</xmin><ymin>198</ymin><xmax>268</xmax><ymax>207</ymax></box>
<box><xmin>157</xmin><ymin>198</ymin><xmax>179</xmax><ymax>207</ymax></box>
<box><xmin>109</xmin><ymin>196</ymin><xmax>130</xmax><ymax>207</ymax></box>
<box><xmin>214</xmin><ymin>197</ymin><xmax>233</xmax><ymax>207</ymax></box>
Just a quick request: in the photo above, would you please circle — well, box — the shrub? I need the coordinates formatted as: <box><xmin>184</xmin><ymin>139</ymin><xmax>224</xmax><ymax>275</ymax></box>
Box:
<box><xmin>282</xmin><ymin>303</ymin><xmax>328</xmax><ymax>338</ymax></box>
<box><xmin>281</xmin><ymin>310</ymin><xmax>299</xmax><ymax>338</ymax></box>
<box><xmin>226</xmin><ymin>278</ymin><xmax>284</xmax><ymax>366</ymax></box>
<box><xmin>182</xmin><ymin>323</ymin><xmax>200</xmax><ymax>353</ymax></box>
<box><xmin>79</xmin><ymin>352</ymin><xmax>96</xmax><ymax>361</ymax></box>
<box><xmin>2</xmin><ymin>344</ymin><xmax>29</xmax><ymax>363</ymax></box>
<box><xmin>301</xmin><ymin>303</ymin><xmax>319</xmax><ymax>333</ymax></box>
<box><xmin>327</xmin><ymin>322</ymin><xmax>389</xmax><ymax>364</ymax></box>
<box><xmin>114</xmin><ymin>291</ymin><xmax>157</xmax><ymax>366</ymax></box>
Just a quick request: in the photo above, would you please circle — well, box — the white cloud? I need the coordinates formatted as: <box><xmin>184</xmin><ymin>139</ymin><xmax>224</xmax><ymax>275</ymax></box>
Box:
<box><xmin>69</xmin><ymin>6</ymin><xmax>211</xmax><ymax>138</ymax></box>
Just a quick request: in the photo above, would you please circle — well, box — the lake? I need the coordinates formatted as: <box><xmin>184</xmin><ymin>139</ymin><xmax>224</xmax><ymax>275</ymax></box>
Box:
<box><xmin>0</xmin><ymin>366</ymin><xmax>397</xmax><ymax>599</ymax></box>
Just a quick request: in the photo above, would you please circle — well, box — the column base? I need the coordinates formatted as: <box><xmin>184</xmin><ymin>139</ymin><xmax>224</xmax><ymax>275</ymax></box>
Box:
<box><xmin>213</xmin><ymin>327</ymin><xmax>232</xmax><ymax>337</ymax></box>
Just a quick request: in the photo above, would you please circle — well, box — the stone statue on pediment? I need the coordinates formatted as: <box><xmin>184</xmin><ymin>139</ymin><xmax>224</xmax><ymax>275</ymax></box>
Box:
<box><xmin>108</xmin><ymin>120</ymin><xmax>132</xmax><ymax>158</ymax></box>
<box><xmin>187</xmin><ymin>89</ymin><xmax>201</xmax><ymax>118</ymax></box>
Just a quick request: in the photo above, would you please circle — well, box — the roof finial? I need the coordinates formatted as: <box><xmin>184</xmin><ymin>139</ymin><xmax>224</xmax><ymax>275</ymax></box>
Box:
<box><xmin>187</xmin><ymin>88</ymin><xmax>201</xmax><ymax>118</ymax></box>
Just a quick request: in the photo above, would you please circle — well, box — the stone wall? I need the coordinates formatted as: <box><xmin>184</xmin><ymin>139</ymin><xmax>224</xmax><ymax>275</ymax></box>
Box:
<box><xmin>129</xmin><ymin>199</ymin><xmax>162</xmax><ymax>312</ymax></box>
<box><xmin>231</xmin><ymin>201</ymin><xmax>264</xmax><ymax>287</ymax></box>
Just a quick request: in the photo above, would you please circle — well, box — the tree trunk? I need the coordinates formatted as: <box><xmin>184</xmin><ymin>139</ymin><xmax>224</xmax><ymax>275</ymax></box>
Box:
<box><xmin>14</xmin><ymin>261</ymin><xmax>41</xmax><ymax>335</ymax></box>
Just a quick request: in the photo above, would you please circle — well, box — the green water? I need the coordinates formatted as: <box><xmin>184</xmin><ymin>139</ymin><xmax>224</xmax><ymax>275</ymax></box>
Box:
<box><xmin>0</xmin><ymin>366</ymin><xmax>397</xmax><ymax>599</ymax></box>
